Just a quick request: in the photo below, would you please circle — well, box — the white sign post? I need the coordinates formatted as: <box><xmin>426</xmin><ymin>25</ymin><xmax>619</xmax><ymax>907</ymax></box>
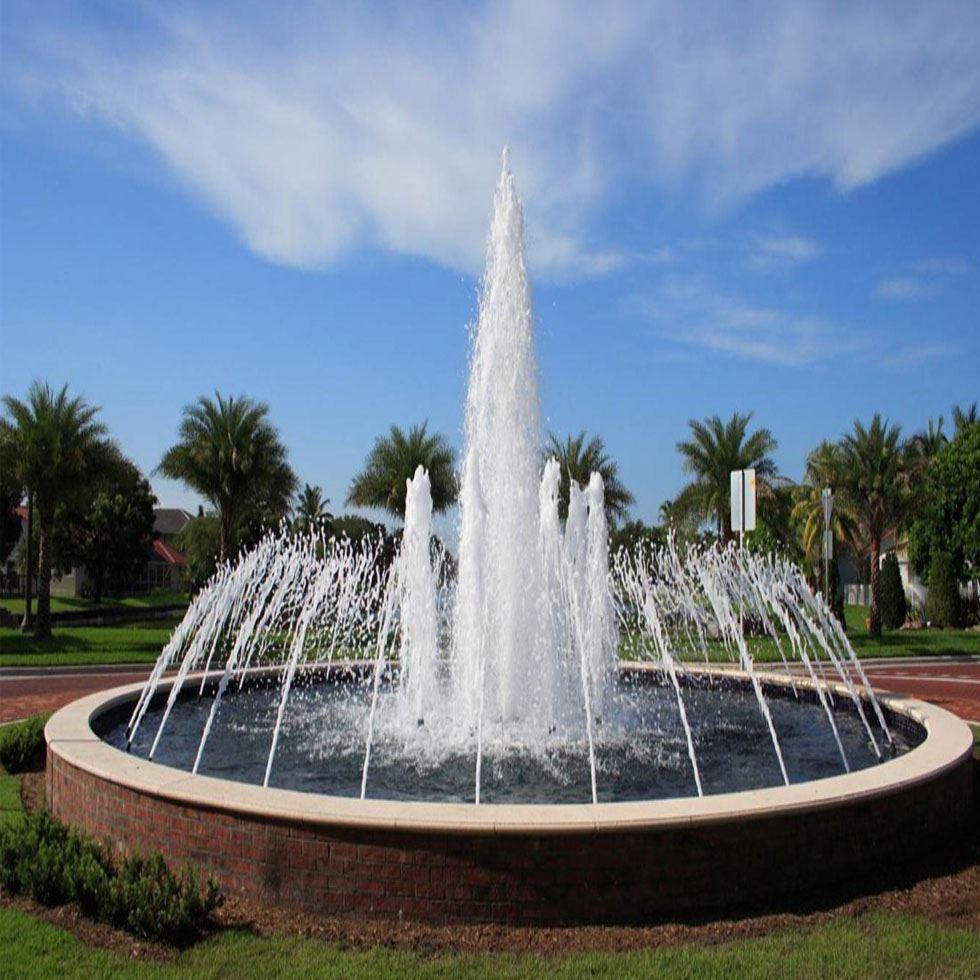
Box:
<box><xmin>730</xmin><ymin>469</ymin><xmax>756</xmax><ymax>550</ymax></box>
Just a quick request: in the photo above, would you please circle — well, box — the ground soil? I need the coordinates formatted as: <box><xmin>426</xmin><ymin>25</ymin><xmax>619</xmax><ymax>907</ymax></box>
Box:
<box><xmin>18</xmin><ymin>769</ymin><xmax>44</xmax><ymax>814</ymax></box>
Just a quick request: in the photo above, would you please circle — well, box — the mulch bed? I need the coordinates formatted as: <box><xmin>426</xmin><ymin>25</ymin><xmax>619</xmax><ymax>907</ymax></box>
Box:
<box><xmin>2</xmin><ymin>759</ymin><xmax>978</xmax><ymax>961</ymax></box>
<box><xmin>19</xmin><ymin>770</ymin><xmax>45</xmax><ymax>815</ymax></box>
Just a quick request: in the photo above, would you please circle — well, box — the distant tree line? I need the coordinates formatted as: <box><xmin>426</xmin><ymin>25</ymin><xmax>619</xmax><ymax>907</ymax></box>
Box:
<box><xmin>3</xmin><ymin>377</ymin><xmax>977</xmax><ymax>640</ymax></box>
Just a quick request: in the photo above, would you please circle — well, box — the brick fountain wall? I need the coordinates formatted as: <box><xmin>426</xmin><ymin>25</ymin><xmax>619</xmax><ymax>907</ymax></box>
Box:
<box><xmin>47</xmin><ymin>745</ymin><xmax>973</xmax><ymax>925</ymax></box>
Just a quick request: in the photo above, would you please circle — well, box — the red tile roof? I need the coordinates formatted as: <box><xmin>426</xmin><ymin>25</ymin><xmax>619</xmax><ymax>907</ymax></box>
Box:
<box><xmin>150</xmin><ymin>539</ymin><xmax>186</xmax><ymax>565</ymax></box>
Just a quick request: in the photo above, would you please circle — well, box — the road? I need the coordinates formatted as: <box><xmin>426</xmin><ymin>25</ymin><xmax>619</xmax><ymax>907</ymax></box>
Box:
<box><xmin>1</xmin><ymin>657</ymin><xmax>979</xmax><ymax>725</ymax></box>
<box><xmin>0</xmin><ymin>664</ymin><xmax>162</xmax><ymax>723</ymax></box>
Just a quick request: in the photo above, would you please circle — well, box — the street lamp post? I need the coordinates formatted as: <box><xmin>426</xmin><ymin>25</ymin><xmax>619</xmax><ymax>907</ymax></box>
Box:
<box><xmin>821</xmin><ymin>487</ymin><xmax>833</xmax><ymax>604</ymax></box>
<box><xmin>20</xmin><ymin>489</ymin><xmax>33</xmax><ymax>633</ymax></box>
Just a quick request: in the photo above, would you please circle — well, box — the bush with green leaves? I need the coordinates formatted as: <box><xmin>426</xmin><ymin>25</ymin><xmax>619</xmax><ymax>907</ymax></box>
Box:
<box><xmin>908</xmin><ymin>423</ymin><xmax>980</xmax><ymax>580</ymax></box>
<box><xmin>924</xmin><ymin>552</ymin><xmax>963</xmax><ymax>628</ymax></box>
<box><xmin>0</xmin><ymin>713</ymin><xmax>50</xmax><ymax>773</ymax></box>
<box><xmin>879</xmin><ymin>553</ymin><xmax>907</xmax><ymax>630</ymax></box>
<box><xmin>0</xmin><ymin>808</ymin><xmax>221</xmax><ymax>944</ymax></box>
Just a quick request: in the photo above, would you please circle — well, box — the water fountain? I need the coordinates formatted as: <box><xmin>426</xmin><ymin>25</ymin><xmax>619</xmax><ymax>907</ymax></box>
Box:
<box><xmin>45</xmin><ymin>152</ymin><xmax>975</xmax><ymax>925</ymax></box>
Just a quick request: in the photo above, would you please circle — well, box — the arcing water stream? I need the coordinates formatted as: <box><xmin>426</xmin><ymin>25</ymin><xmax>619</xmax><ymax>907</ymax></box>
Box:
<box><xmin>125</xmin><ymin>153</ymin><xmax>896</xmax><ymax>804</ymax></box>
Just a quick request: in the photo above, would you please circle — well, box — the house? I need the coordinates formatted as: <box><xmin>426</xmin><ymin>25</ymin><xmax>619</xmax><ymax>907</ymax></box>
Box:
<box><xmin>153</xmin><ymin>508</ymin><xmax>193</xmax><ymax>542</ymax></box>
<box><xmin>3</xmin><ymin>505</ymin><xmax>189</xmax><ymax>597</ymax></box>
<box><xmin>839</xmin><ymin>531</ymin><xmax>928</xmax><ymax>612</ymax></box>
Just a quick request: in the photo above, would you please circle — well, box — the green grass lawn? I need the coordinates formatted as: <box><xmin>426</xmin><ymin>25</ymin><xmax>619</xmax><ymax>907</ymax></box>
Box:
<box><xmin>628</xmin><ymin>604</ymin><xmax>980</xmax><ymax>665</ymax></box>
<box><xmin>0</xmin><ymin>772</ymin><xmax>22</xmax><ymax>827</ymax></box>
<box><xmin>844</xmin><ymin>604</ymin><xmax>980</xmax><ymax>657</ymax></box>
<box><xmin>0</xmin><ymin>591</ymin><xmax>187</xmax><ymax>616</ymax></box>
<box><xmin>0</xmin><ymin>904</ymin><xmax>977</xmax><ymax>979</ymax></box>
<box><xmin>0</xmin><ymin>620</ymin><xmax>180</xmax><ymax>667</ymax></box>
<box><xmin>2</xmin><ymin>600</ymin><xmax>976</xmax><ymax>671</ymax></box>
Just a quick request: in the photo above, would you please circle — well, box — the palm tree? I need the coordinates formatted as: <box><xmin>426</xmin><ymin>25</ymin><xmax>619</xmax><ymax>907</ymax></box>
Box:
<box><xmin>658</xmin><ymin>499</ymin><xmax>679</xmax><ymax>529</ymax></box>
<box><xmin>791</xmin><ymin>441</ymin><xmax>861</xmax><ymax>570</ymax></box>
<box><xmin>294</xmin><ymin>483</ymin><xmax>331</xmax><ymax>535</ymax></box>
<box><xmin>0</xmin><ymin>425</ymin><xmax>23</xmax><ymax>571</ymax></box>
<box><xmin>1</xmin><ymin>382</ymin><xmax>108</xmax><ymax>638</ymax></box>
<box><xmin>675</xmin><ymin>412</ymin><xmax>777</xmax><ymax>541</ymax></box>
<box><xmin>952</xmin><ymin>402</ymin><xmax>978</xmax><ymax>434</ymax></box>
<box><xmin>347</xmin><ymin>422</ymin><xmax>457</xmax><ymax>519</ymax></box>
<box><xmin>906</xmin><ymin>417</ymin><xmax>947</xmax><ymax>473</ymax></box>
<box><xmin>159</xmin><ymin>392</ymin><xmax>296</xmax><ymax>561</ymax></box>
<box><xmin>839</xmin><ymin>414</ymin><xmax>909</xmax><ymax>638</ymax></box>
<box><xmin>545</xmin><ymin>431</ymin><xmax>635</xmax><ymax>529</ymax></box>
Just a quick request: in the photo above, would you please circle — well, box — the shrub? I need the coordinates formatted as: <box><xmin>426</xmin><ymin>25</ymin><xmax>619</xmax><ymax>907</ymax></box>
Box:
<box><xmin>828</xmin><ymin>556</ymin><xmax>845</xmax><ymax>625</ymax></box>
<box><xmin>0</xmin><ymin>808</ymin><xmax>221</xmax><ymax>944</ymax></box>
<box><xmin>110</xmin><ymin>852</ymin><xmax>221</xmax><ymax>943</ymax></box>
<box><xmin>879</xmin><ymin>553</ymin><xmax>907</xmax><ymax>630</ymax></box>
<box><xmin>925</xmin><ymin>552</ymin><xmax>963</xmax><ymax>628</ymax></box>
<box><xmin>0</xmin><ymin>714</ymin><xmax>51</xmax><ymax>773</ymax></box>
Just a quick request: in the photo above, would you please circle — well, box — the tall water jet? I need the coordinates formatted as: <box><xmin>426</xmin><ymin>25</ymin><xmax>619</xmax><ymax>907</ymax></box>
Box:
<box><xmin>396</xmin><ymin>465</ymin><xmax>440</xmax><ymax>724</ymax></box>
<box><xmin>454</xmin><ymin>149</ymin><xmax>547</xmax><ymax>725</ymax></box>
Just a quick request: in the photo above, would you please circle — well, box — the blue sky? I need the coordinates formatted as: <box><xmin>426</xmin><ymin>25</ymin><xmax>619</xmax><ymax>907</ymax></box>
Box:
<box><xmin>1</xmin><ymin>1</ymin><xmax>979</xmax><ymax>529</ymax></box>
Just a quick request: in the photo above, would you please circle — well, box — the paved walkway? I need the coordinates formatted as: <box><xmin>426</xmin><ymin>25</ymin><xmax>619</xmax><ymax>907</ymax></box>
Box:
<box><xmin>852</xmin><ymin>658</ymin><xmax>980</xmax><ymax>723</ymax></box>
<box><xmin>2</xmin><ymin>657</ymin><xmax>979</xmax><ymax>725</ymax></box>
<box><xmin>0</xmin><ymin>665</ymin><xmax>158</xmax><ymax>723</ymax></box>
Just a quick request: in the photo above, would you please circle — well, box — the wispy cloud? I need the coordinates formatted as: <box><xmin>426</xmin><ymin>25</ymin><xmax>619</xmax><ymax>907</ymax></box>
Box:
<box><xmin>876</xmin><ymin>277</ymin><xmax>932</xmax><ymax>300</ymax></box>
<box><xmin>881</xmin><ymin>343</ymin><xmax>956</xmax><ymax>369</ymax></box>
<box><xmin>636</xmin><ymin>274</ymin><xmax>960</xmax><ymax>369</ymax></box>
<box><xmin>910</xmin><ymin>257</ymin><xmax>970</xmax><ymax>276</ymax></box>
<box><xmin>875</xmin><ymin>256</ymin><xmax>969</xmax><ymax>300</ymax></box>
<box><xmin>745</xmin><ymin>234</ymin><xmax>820</xmax><ymax>272</ymax></box>
<box><xmin>635</xmin><ymin>277</ymin><xmax>855</xmax><ymax>366</ymax></box>
<box><xmin>4</xmin><ymin>1</ymin><xmax>980</xmax><ymax>276</ymax></box>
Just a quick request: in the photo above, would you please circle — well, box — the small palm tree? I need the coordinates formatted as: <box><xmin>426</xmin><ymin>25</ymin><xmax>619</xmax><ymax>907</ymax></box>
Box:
<box><xmin>545</xmin><ymin>431</ymin><xmax>635</xmax><ymax>529</ymax></box>
<box><xmin>952</xmin><ymin>402</ymin><xmax>978</xmax><ymax>434</ymax></box>
<box><xmin>347</xmin><ymin>422</ymin><xmax>457</xmax><ymax>519</ymax></box>
<box><xmin>839</xmin><ymin>415</ymin><xmax>909</xmax><ymax>638</ymax></box>
<box><xmin>675</xmin><ymin>412</ymin><xmax>777</xmax><ymax>541</ymax></box>
<box><xmin>791</xmin><ymin>440</ymin><xmax>861</xmax><ymax>570</ymax></box>
<box><xmin>159</xmin><ymin>392</ymin><xmax>296</xmax><ymax>561</ymax></box>
<box><xmin>294</xmin><ymin>483</ymin><xmax>331</xmax><ymax>535</ymax></box>
<box><xmin>1</xmin><ymin>382</ymin><xmax>108</xmax><ymax>638</ymax></box>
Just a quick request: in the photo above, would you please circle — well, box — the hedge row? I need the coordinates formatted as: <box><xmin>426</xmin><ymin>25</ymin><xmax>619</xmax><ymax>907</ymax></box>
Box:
<box><xmin>0</xmin><ymin>714</ymin><xmax>50</xmax><ymax>773</ymax></box>
<box><xmin>0</xmin><ymin>808</ymin><xmax>221</xmax><ymax>944</ymax></box>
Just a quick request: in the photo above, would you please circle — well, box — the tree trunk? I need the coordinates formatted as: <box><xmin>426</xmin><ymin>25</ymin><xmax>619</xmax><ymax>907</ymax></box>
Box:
<box><xmin>868</xmin><ymin>535</ymin><xmax>882</xmax><ymax>638</ymax></box>
<box><xmin>219</xmin><ymin>508</ymin><xmax>235</xmax><ymax>564</ymax></box>
<box><xmin>35</xmin><ymin>505</ymin><xmax>53</xmax><ymax>640</ymax></box>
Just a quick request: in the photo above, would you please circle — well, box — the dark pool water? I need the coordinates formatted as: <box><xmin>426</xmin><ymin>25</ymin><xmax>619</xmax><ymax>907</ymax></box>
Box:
<box><xmin>103</xmin><ymin>674</ymin><xmax>922</xmax><ymax>804</ymax></box>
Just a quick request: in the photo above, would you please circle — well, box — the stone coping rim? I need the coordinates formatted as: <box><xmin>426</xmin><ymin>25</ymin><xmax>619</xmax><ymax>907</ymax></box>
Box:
<box><xmin>45</xmin><ymin>664</ymin><xmax>975</xmax><ymax>837</ymax></box>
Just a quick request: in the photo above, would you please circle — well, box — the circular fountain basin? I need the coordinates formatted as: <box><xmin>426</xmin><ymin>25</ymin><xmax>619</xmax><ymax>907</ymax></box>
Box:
<box><xmin>101</xmin><ymin>667</ymin><xmax>922</xmax><ymax>803</ymax></box>
<box><xmin>46</xmin><ymin>665</ymin><xmax>974</xmax><ymax>925</ymax></box>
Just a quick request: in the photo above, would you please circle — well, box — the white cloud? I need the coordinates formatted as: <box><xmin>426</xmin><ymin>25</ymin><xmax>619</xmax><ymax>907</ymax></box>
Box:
<box><xmin>5</xmin><ymin>1</ymin><xmax>980</xmax><ymax>276</ymax></box>
<box><xmin>910</xmin><ymin>257</ymin><xmax>969</xmax><ymax>276</ymax></box>
<box><xmin>636</xmin><ymin>277</ymin><xmax>855</xmax><ymax>366</ymax></box>
<box><xmin>876</xmin><ymin>277</ymin><xmax>931</xmax><ymax>300</ymax></box>
<box><xmin>882</xmin><ymin>343</ymin><xmax>955</xmax><ymax>369</ymax></box>
<box><xmin>745</xmin><ymin>234</ymin><xmax>820</xmax><ymax>272</ymax></box>
<box><xmin>875</xmin><ymin>256</ymin><xmax>969</xmax><ymax>300</ymax></box>
<box><xmin>636</xmin><ymin>276</ymin><xmax>957</xmax><ymax>369</ymax></box>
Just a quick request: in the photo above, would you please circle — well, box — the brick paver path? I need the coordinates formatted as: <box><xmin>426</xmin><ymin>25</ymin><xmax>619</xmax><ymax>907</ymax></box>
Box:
<box><xmin>2</xmin><ymin>658</ymin><xmax>979</xmax><ymax>724</ymax></box>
